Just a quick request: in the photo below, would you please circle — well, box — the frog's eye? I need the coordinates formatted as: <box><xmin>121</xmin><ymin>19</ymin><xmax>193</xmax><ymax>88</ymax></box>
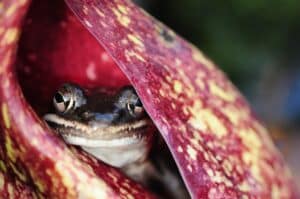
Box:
<box><xmin>126</xmin><ymin>98</ymin><xmax>144</xmax><ymax>118</ymax></box>
<box><xmin>53</xmin><ymin>92</ymin><xmax>73</xmax><ymax>114</ymax></box>
<box><xmin>53</xmin><ymin>83</ymin><xmax>86</xmax><ymax>114</ymax></box>
<box><xmin>117</xmin><ymin>86</ymin><xmax>145</xmax><ymax>118</ymax></box>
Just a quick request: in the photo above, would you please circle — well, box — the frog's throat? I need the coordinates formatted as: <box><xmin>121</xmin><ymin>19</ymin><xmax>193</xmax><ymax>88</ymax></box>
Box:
<box><xmin>43</xmin><ymin>113</ymin><xmax>150</xmax><ymax>147</ymax></box>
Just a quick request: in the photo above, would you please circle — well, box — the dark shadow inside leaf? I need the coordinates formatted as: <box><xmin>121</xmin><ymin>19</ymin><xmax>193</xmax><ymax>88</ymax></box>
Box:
<box><xmin>16</xmin><ymin>0</ymin><xmax>130</xmax><ymax>115</ymax></box>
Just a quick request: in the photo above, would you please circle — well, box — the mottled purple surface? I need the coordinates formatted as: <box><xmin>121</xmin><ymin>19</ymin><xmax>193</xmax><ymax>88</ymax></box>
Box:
<box><xmin>0</xmin><ymin>0</ymin><xmax>298</xmax><ymax>198</ymax></box>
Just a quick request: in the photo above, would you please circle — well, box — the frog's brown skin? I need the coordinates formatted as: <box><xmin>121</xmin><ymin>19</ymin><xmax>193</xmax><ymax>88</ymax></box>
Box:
<box><xmin>44</xmin><ymin>83</ymin><xmax>189</xmax><ymax>198</ymax></box>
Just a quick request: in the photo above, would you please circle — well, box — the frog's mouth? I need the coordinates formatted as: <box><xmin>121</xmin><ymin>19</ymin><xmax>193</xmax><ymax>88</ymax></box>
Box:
<box><xmin>43</xmin><ymin>113</ymin><xmax>151</xmax><ymax>148</ymax></box>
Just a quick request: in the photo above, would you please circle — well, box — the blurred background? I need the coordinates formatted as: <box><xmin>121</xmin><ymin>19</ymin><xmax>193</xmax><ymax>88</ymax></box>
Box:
<box><xmin>135</xmin><ymin>0</ymin><xmax>300</xmax><ymax>188</ymax></box>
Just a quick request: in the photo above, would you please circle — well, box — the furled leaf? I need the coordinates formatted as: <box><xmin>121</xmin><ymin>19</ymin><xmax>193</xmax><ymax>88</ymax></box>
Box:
<box><xmin>0</xmin><ymin>0</ymin><xmax>156</xmax><ymax>198</ymax></box>
<box><xmin>0</xmin><ymin>0</ymin><xmax>298</xmax><ymax>198</ymax></box>
<box><xmin>66</xmin><ymin>0</ymin><xmax>298</xmax><ymax>198</ymax></box>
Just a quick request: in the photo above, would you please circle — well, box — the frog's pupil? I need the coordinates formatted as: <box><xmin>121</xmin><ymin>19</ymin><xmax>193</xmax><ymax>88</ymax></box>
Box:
<box><xmin>54</xmin><ymin>93</ymin><xmax>64</xmax><ymax>103</ymax></box>
<box><xmin>135</xmin><ymin>99</ymin><xmax>142</xmax><ymax>107</ymax></box>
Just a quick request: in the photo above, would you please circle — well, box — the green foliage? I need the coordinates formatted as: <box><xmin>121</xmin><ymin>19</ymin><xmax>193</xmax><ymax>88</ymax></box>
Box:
<box><xmin>148</xmin><ymin>0</ymin><xmax>300</xmax><ymax>89</ymax></box>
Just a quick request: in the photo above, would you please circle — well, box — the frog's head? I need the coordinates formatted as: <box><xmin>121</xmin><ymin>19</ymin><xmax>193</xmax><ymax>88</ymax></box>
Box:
<box><xmin>44</xmin><ymin>83</ymin><xmax>154</xmax><ymax>167</ymax></box>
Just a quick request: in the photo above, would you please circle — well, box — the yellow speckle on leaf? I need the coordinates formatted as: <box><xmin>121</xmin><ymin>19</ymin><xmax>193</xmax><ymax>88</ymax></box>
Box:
<box><xmin>80</xmin><ymin>178</ymin><xmax>108</xmax><ymax>199</ymax></box>
<box><xmin>53</xmin><ymin>160</ymin><xmax>110</xmax><ymax>199</ymax></box>
<box><xmin>241</xmin><ymin>136</ymin><xmax>265</xmax><ymax>187</ymax></box>
<box><xmin>187</xmin><ymin>101</ymin><xmax>209</xmax><ymax>132</ymax></box>
<box><xmin>175</xmin><ymin>58</ymin><xmax>182</xmax><ymax>66</ymax></box>
<box><xmin>113</xmin><ymin>8</ymin><xmax>131</xmax><ymax>27</ymax></box>
<box><xmin>0</xmin><ymin>51</ymin><xmax>11</xmax><ymax>74</ymax></box>
<box><xmin>107</xmin><ymin>171</ymin><xmax>118</xmax><ymax>183</ymax></box>
<box><xmin>120</xmin><ymin>188</ymin><xmax>134</xmax><ymax>199</ymax></box>
<box><xmin>5</xmin><ymin>135</ymin><xmax>17</xmax><ymax>162</ymax></box>
<box><xmin>187</xmin><ymin>164</ymin><xmax>193</xmax><ymax>172</ymax></box>
<box><xmin>171</xmin><ymin>102</ymin><xmax>177</xmax><ymax>110</ymax></box>
<box><xmin>2</xmin><ymin>103</ymin><xmax>10</xmax><ymax>129</ymax></box>
<box><xmin>241</xmin><ymin>195</ymin><xmax>249</xmax><ymax>199</ymax></box>
<box><xmin>195</xmin><ymin>77</ymin><xmax>206</xmax><ymax>91</ymax></box>
<box><xmin>127</xmin><ymin>34</ymin><xmax>144</xmax><ymax>48</ymax></box>
<box><xmin>239</xmin><ymin>127</ymin><xmax>263</xmax><ymax>184</ymax></box>
<box><xmin>0</xmin><ymin>161</ymin><xmax>7</xmax><ymax>172</ymax></box>
<box><xmin>194</xmin><ymin>108</ymin><xmax>227</xmax><ymax>138</ymax></box>
<box><xmin>84</xmin><ymin>19</ymin><xmax>93</xmax><ymax>28</ymax></box>
<box><xmin>127</xmin><ymin>194</ymin><xmax>135</xmax><ymax>199</ymax></box>
<box><xmin>206</xmin><ymin>168</ymin><xmax>214</xmax><ymax>178</ymax></box>
<box><xmin>239</xmin><ymin>128</ymin><xmax>262</xmax><ymax>150</ymax></box>
<box><xmin>55</xmin><ymin>161</ymin><xmax>75</xmax><ymax>190</ymax></box>
<box><xmin>208</xmin><ymin>170</ymin><xmax>233</xmax><ymax>187</ymax></box>
<box><xmin>251</xmin><ymin>164</ymin><xmax>264</xmax><ymax>185</ymax></box>
<box><xmin>0</xmin><ymin>172</ymin><xmax>4</xmax><ymax>191</ymax></box>
<box><xmin>173</xmin><ymin>80</ymin><xmax>183</xmax><ymax>94</ymax></box>
<box><xmin>83</xmin><ymin>5</ymin><xmax>88</xmax><ymax>15</ymax></box>
<box><xmin>1</xmin><ymin>28</ymin><xmax>19</xmax><ymax>46</ymax></box>
<box><xmin>94</xmin><ymin>6</ymin><xmax>105</xmax><ymax>17</ymax></box>
<box><xmin>187</xmin><ymin>100</ymin><xmax>203</xmax><ymax>115</ymax></box>
<box><xmin>177</xmin><ymin>146</ymin><xmax>183</xmax><ymax>153</ymax></box>
<box><xmin>159</xmin><ymin>89</ymin><xmax>166</xmax><ymax>97</ymax></box>
<box><xmin>8</xmin><ymin>183</ymin><xmax>14</xmax><ymax>199</ymax></box>
<box><xmin>33</xmin><ymin>179</ymin><xmax>46</xmax><ymax>193</ymax></box>
<box><xmin>238</xmin><ymin>180</ymin><xmax>251</xmax><ymax>192</ymax></box>
<box><xmin>119</xmin><ymin>16</ymin><xmax>130</xmax><ymax>27</ymax></box>
<box><xmin>192</xmin><ymin>47</ymin><xmax>214</xmax><ymax>69</ymax></box>
<box><xmin>190</xmin><ymin>132</ymin><xmax>204</xmax><ymax>151</ymax></box>
<box><xmin>209</xmin><ymin>81</ymin><xmax>235</xmax><ymax>102</ymax></box>
<box><xmin>187</xmin><ymin>117</ymin><xmax>206</xmax><ymax>131</ymax></box>
<box><xmin>55</xmin><ymin>160</ymin><xmax>109</xmax><ymax>198</ymax></box>
<box><xmin>10</xmin><ymin>163</ymin><xmax>27</xmax><ymax>182</ymax></box>
<box><xmin>221</xmin><ymin>105</ymin><xmax>248</xmax><ymax>125</ymax></box>
<box><xmin>117</xmin><ymin>5</ymin><xmax>128</xmax><ymax>14</ymax></box>
<box><xmin>5</xmin><ymin>4</ymin><xmax>18</xmax><ymax>17</ymax></box>
<box><xmin>120</xmin><ymin>188</ymin><xmax>128</xmax><ymax>194</ymax></box>
<box><xmin>187</xmin><ymin>145</ymin><xmax>197</xmax><ymax>160</ymax></box>
<box><xmin>222</xmin><ymin>159</ymin><xmax>233</xmax><ymax>176</ymax></box>
<box><xmin>19</xmin><ymin>0</ymin><xmax>28</xmax><ymax>6</ymax></box>
<box><xmin>272</xmin><ymin>184</ymin><xmax>281</xmax><ymax>199</ymax></box>
<box><xmin>125</xmin><ymin>50</ymin><xmax>145</xmax><ymax>62</ymax></box>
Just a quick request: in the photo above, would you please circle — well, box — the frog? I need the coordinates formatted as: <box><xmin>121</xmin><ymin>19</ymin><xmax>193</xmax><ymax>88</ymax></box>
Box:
<box><xmin>44</xmin><ymin>83</ymin><xmax>189</xmax><ymax>199</ymax></box>
<box><xmin>43</xmin><ymin>83</ymin><xmax>154</xmax><ymax>168</ymax></box>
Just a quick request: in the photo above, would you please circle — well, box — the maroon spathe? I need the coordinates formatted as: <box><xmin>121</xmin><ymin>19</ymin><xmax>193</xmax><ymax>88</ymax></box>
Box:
<box><xmin>0</xmin><ymin>0</ymin><xmax>297</xmax><ymax>198</ymax></box>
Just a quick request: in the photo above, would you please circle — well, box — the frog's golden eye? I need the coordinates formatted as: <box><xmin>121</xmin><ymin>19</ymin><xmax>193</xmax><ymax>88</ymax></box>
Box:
<box><xmin>53</xmin><ymin>83</ymin><xmax>87</xmax><ymax>114</ymax></box>
<box><xmin>116</xmin><ymin>86</ymin><xmax>145</xmax><ymax>118</ymax></box>
<box><xmin>126</xmin><ymin>97</ymin><xmax>144</xmax><ymax>118</ymax></box>
<box><xmin>53</xmin><ymin>92</ymin><xmax>73</xmax><ymax>114</ymax></box>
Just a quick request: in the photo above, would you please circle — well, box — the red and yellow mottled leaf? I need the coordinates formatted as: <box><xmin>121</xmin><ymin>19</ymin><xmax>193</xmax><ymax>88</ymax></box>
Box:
<box><xmin>65</xmin><ymin>0</ymin><xmax>298</xmax><ymax>198</ymax></box>
<box><xmin>0</xmin><ymin>0</ymin><xmax>298</xmax><ymax>198</ymax></box>
<box><xmin>0</xmin><ymin>169</ymin><xmax>38</xmax><ymax>198</ymax></box>
<box><xmin>0</xmin><ymin>0</ymin><xmax>156</xmax><ymax>198</ymax></box>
